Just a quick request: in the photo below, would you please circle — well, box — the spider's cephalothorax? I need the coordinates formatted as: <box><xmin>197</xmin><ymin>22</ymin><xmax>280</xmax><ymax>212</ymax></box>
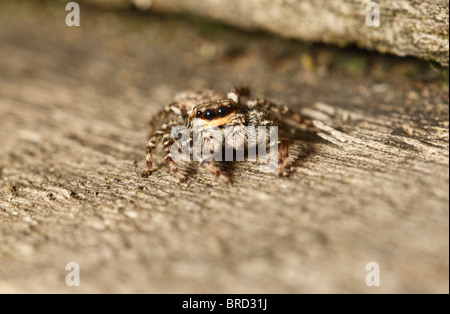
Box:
<box><xmin>142</xmin><ymin>87</ymin><xmax>308</xmax><ymax>184</ymax></box>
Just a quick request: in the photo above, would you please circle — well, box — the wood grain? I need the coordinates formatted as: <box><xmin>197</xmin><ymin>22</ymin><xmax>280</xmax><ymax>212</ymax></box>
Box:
<box><xmin>0</xmin><ymin>1</ymin><xmax>448</xmax><ymax>293</ymax></box>
<box><xmin>83</xmin><ymin>0</ymin><xmax>450</xmax><ymax>66</ymax></box>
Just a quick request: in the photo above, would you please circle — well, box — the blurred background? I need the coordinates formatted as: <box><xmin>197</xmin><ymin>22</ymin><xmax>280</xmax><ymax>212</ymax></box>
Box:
<box><xmin>0</xmin><ymin>0</ymin><xmax>448</xmax><ymax>293</ymax></box>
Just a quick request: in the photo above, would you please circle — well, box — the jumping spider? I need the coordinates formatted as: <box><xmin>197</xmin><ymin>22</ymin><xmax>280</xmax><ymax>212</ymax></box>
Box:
<box><xmin>142</xmin><ymin>87</ymin><xmax>315</xmax><ymax>183</ymax></box>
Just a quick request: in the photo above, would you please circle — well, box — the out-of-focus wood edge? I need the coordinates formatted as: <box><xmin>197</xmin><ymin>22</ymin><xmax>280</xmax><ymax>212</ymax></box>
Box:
<box><xmin>81</xmin><ymin>0</ymin><xmax>449</xmax><ymax>67</ymax></box>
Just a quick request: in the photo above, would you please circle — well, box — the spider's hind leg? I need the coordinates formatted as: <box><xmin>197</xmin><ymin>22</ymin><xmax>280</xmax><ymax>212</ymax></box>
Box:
<box><xmin>142</xmin><ymin>122</ymin><xmax>186</xmax><ymax>182</ymax></box>
<box><xmin>248</xmin><ymin>99</ymin><xmax>314</xmax><ymax>128</ymax></box>
<box><xmin>147</xmin><ymin>102</ymin><xmax>187</xmax><ymax>138</ymax></box>
<box><xmin>227</xmin><ymin>86</ymin><xmax>250</xmax><ymax>106</ymax></box>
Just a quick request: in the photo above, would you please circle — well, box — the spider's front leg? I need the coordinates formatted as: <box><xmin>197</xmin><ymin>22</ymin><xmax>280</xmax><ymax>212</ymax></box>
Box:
<box><xmin>142</xmin><ymin>121</ymin><xmax>186</xmax><ymax>182</ymax></box>
<box><xmin>248</xmin><ymin>105</ymin><xmax>290</xmax><ymax>176</ymax></box>
<box><xmin>142</xmin><ymin>127</ymin><xmax>165</xmax><ymax>177</ymax></box>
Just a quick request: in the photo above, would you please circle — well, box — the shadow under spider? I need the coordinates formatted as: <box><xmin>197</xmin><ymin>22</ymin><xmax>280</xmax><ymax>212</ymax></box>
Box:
<box><xmin>163</xmin><ymin>128</ymin><xmax>325</xmax><ymax>183</ymax></box>
<box><xmin>286</xmin><ymin>129</ymin><xmax>321</xmax><ymax>175</ymax></box>
<box><xmin>204</xmin><ymin>129</ymin><xmax>323</xmax><ymax>181</ymax></box>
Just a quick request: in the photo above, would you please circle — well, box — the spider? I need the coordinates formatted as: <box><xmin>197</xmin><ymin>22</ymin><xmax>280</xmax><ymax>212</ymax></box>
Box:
<box><xmin>142</xmin><ymin>86</ymin><xmax>315</xmax><ymax>184</ymax></box>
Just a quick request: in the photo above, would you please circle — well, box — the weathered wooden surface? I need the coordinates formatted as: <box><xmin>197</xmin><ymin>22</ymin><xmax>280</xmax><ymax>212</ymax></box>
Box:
<box><xmin>83</xmin><ymin>0</ymin><xmax>450</xmax><ymax>67</ymax></box>
<box><xmin>0</xmin><ymin>1</ymin><xmax>448</xmax><ymax>293</ymax></box>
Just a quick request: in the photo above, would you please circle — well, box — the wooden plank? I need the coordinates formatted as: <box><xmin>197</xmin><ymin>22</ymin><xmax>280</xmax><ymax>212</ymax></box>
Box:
<box><xmin>83</xmin><ymin>0</ymin><xmax>450</xmax><ymax>66</ymax></box>
<box><xmin>0</xmin><ymin>1</ymin><xmax>448</xmax><ymax>293</ymax></box>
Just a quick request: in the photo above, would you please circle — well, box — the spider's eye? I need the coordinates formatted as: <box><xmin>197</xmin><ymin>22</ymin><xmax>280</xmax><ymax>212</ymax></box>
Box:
<box><xmin>228</xmin><ymin>103</ymin><xmax>234</xmax><ymax>110</ymax></box>
<box><xmin>204</xmin><ymin>109</ymin><xmax>216</xmax><ymax>120</ymax></box>
<box><xmin>217</xmin><ymin>106</ymin><xmax>228</xmax><ymax>117</ymax></box>
<box><xmin>196</xmin><ymin>110</ymin><xmax>203</xmax><ymax>118</ymax></box>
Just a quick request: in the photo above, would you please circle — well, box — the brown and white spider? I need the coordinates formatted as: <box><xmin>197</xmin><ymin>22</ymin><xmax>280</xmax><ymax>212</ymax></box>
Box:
<box><xmin>142</xmin><ymin>86</ymin><xmax>315</xmax><ymax>184</ymax></box>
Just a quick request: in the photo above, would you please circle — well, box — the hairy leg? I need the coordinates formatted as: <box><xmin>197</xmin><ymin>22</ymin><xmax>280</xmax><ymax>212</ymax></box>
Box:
<box><xmin>193</xmin><ymin>134</ymin><xmax>231</xmax><ymax>184</ymax></box>
<box><xmin>142</xmin><ymin>121</ymin><xmax>184</xmax><ymax>180</ymax></box>
<box><xmin>227</xmin><ymin>86</ymin><xmax>250</xmax><ymax>106</ymax></box>
<box><xmin>147</xmin><ymin>102</ymin><xmax>188</xmax><ymax>138</ymax></box>
<box><xmin>264</xmin><ymin>127</ymin><xmax>289</xmax><ymax>176</ymax></box>
<box><xmin>161</xmin><ymin>131</ymin><xmax>186</xmax><ymax>182</ymax></box>
<box><xmin>247</xmin><ymin>105</ymin><xmax>290</xmax><ymax>175</ymax></box>
<box><xmin>247</xmin><ymin>98</ymin><xmax>314</xmax><ymax>128</ymax></box>
<box><xmin>277</xmin><ymin>137</ymin><xmax>290</xmax><ymax>175</ymax></box>
<box><xmin>199</xmin><ymin>159</ymin><xmax>230</xmax><ymax>184</ymax></box>
<box><xmin>142</xmin><ymin>128</ymin><xmax>166</xmax><ymax>177</ymax></box>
